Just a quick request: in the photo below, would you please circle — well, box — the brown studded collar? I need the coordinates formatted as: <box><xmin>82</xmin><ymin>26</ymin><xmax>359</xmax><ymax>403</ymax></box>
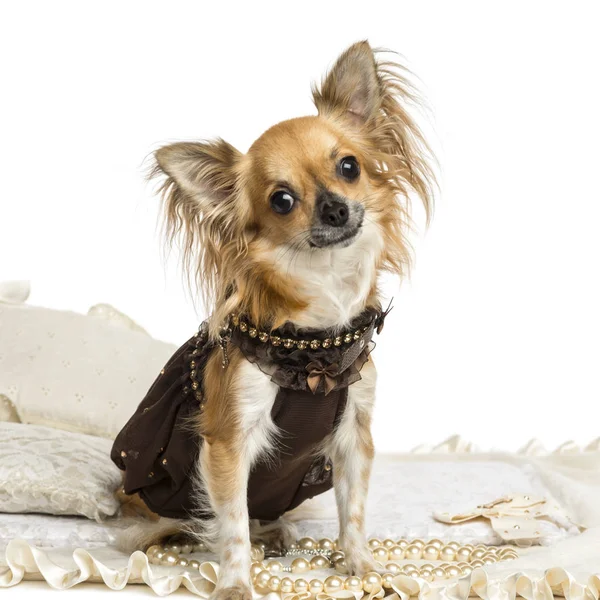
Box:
<box><xmin>211</xmin><ymin>305</ymin><xmax>391</xmax><ymax>395</ymax></box>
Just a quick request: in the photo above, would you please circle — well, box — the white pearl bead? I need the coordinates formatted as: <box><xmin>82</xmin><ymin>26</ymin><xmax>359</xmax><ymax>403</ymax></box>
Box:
<box><xmin>324</xmin><ymin>575</ymin><xmax>344</xmax><ymax>593</ymax></box>
<box><xmin>422</xmin><ymin>544</ymin><xmax>440</xmax><ymax>561</ymax></box>
<box><xmin>293</xmin><ymin>578</ymin><xmax>309</xmax><ymax>593</ymax></box>
<box><xmin>268</xmin><ymin>576</ymin><xmax>281</xmax><ymax>592</ymax></box>
<box><xmin>372</xmin><ymin>547</ymin><xmax>389</xmax><ymax>562</ymax></box>
<box><xmin>445</xmin><ymin>565</ymin><xmax>461</xmax><ymax>578</ymax></box>
<box><xmin>280</xmin><ymin>577</ymin><xmax>294</xmax><ymax>593</ymax></box>
<box><xmin>254</xmin><ymin>570</ymin><xmax>271</xmax><ymax>589</ymax></box>
<box><xmin>404</xmin><ymin>543</ymin><xmax>422</xmax><ymax>560</ymax></box>
<box><xmin>318</xmin><ymin>538</ymin><xmax>334</xmax><ymax>551</ymax></box>
<box><xmin>291</xmin><ymin>557</ymin><xmax>310</xmax><ymax>573</ymax></box>
<box><xmin>344</xmin><ymin>575</ymin><xmax>363</xmax><ymax>592</ymax></box>
<box><xmin>440</xmin><ymin>545</ymin><xmax>457</xmax><ymax>561</ymax></box>
<box><xmin>146</xmin><ymin>545</ymin><xmax>161</xmax><ymax>558</ymax></box>
<box><xmin>382</xmin><ymin>572</ymin><xmax>394</xmax><ymax>589</ymax></box>
<box><xmin>298</xmin><ymin>537</ymin><xmax>316</xmax><ymax>550</ymax></box>
<box><xmin>188</xmin><ymin>559</ymin><xmax>200</xmax><ymax>570</ymax></box>
<box><xmin>333</xmin><ymin>558</ymin><xmax>348</xmax><ymax>573</ymax></box>
<box><xmin>267</xmin><ymin>560</ymin><xmax>283</xmax><ymax>573</ymax></box>
<box><xmin>309</xmin><ymin>579</ymin><xmax>324</xmax><ymax>594</ymax></box>
<box><xmin>160</xmin><ymin>551</ymin><xmax>179</xmax><ymax>566</ymax></box>
<box><xmin>362</xmin><ymin>572</ymin><xmax>382</xmax><ymax>593</ymax></box>
<box><xmin>309</xmin><ymin>555</ymin><xmax>329</xmax><ymax>570</ymax></box>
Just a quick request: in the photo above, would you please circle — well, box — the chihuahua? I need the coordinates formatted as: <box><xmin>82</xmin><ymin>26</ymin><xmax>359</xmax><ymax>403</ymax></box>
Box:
<box><xmin>112</xmin><ymin>40</ymin><xmax>434</xmax><ymax>600</ymax></box>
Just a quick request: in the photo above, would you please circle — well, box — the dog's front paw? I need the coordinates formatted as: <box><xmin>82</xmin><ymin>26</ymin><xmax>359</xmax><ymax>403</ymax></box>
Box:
<box><xmin>210</xmin><ymin>585</ymin><xmax>252</xmax><ymax>600</ymax></box>
<box><xmin>343</xmin><ymin>551</ymin><xmax>385</xmax><ymax>577</ymax></box>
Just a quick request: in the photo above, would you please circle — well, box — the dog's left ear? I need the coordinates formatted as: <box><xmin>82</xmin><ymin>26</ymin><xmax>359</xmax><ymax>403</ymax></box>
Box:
<box><xmin>312</xmin><ymin>40</ymin><xmax>380</xmax><ymax>125</ymax></box>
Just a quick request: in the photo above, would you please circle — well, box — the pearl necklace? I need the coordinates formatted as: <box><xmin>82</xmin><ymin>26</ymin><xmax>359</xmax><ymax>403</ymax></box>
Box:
<box><xmin>146</xmin><ymin>536</ymin><xmax>519</xmax><ymax>594</ymax></box>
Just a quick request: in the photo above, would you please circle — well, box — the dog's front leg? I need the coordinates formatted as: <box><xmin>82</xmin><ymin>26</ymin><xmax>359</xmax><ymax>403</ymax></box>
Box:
<box><xmin>201</xmin><ymin>437</ymin><xmax>253</xmax><ymax>600</ymax></box>
<box><xmin>328</xmin><ymin>358</ymin><xmax>379</xmax><ymax>575</ymax></box>
<box><xmin>200</xmin><ymin>355</ymin><xmax>279</xmax><ymax>600</ymax></box>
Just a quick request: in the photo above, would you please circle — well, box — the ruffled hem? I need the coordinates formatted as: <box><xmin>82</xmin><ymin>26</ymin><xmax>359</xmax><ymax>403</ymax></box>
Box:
<box><xmin>1</xmin><ymin>537</ymin><xmax>600</xmax><ymax>600</ymax></box>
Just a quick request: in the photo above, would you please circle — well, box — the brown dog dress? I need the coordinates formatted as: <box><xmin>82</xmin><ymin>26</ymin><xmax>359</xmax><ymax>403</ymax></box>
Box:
<box><xmin>111</xmin><ymin>307</ymin><xmax>386</xmax><ymax>522</ymax></box>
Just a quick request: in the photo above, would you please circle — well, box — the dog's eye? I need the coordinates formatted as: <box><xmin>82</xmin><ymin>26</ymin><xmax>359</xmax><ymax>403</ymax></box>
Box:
<box><xmin>270</xmin><ymin>190</ymin><xmax>295</xmax><ymax>215</ymax></box>
<box><xmin>338</xmin><ymin>156</ymin><xmax>360</xmax><ymax>181</ymax></box>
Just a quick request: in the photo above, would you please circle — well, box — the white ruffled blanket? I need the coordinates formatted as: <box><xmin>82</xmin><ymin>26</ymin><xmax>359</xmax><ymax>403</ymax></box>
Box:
<box><xmin>1</xmin><ymin>437</ymin><xmax>599</xmax><ymax>600</ymax></box>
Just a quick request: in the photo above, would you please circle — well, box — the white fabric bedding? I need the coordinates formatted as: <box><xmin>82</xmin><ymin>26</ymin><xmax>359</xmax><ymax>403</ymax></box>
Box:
<box><xmin>1</xmin><ymin>438</ymin><xmax>599</xmax><ymax>599</ymax></box>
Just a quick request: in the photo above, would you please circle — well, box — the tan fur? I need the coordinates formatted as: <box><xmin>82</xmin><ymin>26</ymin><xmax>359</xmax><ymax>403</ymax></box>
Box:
<box><xmin>151</xmin><ymin>40</ymin><xmax>435</xmax><ymax>338</ymax></box>
<box><xmin>122</xmin><ymin>40</ymin><xmax>435</xmax><ymax>597</ymax></box>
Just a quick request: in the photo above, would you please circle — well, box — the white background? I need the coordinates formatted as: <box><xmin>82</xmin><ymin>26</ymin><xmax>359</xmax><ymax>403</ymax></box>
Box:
<box><xmin>1</xmin><ymin>0</ymin><xmax>599</xmax><ymax>454</ymax></box>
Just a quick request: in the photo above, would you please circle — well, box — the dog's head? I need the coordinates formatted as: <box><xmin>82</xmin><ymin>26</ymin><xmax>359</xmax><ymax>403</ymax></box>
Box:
<box><xmin>153</xmin><ymin>41</ymin><xmax>435</xmax><ymax>331</ymax></box>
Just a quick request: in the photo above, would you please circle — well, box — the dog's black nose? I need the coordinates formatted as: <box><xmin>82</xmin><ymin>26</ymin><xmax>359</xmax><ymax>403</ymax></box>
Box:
<box><xmin>320</xmin><ymin>199</ymin><xmax>349</xmax><ymax>227</ymax></box>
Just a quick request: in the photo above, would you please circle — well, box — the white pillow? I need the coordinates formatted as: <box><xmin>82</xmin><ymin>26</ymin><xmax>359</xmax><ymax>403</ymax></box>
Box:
<box><xmin>291</xmin><ymin>454</ymin><xmax>581</xmax><ymax>546</ymax></box>
<box><xmin>0</xmin><ymin>422</ymin><xmax>122</xmax><ymax>521</ymax></box>
<box><xmin>0</xmin><ymin>282</ymin><xmax>177</xmax><ymax>438</ymax></box>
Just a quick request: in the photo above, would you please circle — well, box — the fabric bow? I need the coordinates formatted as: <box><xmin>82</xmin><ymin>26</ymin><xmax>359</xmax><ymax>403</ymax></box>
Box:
<box><xmin>376</xmin><ymin>298</ymin><xmax>394</xmax><ymax>334</ymax></box>
<box><xmin>433</xmin><ymin>494</ymin><xmax>583</xmax><ymax>547</ymax></box>
<box><xmin>306</xmin><ymin>361</ymin><xmax>339</xmax><ymax>395</ymax></box>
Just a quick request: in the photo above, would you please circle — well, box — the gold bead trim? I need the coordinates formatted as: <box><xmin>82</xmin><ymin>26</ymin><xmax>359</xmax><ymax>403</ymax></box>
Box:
<box><xmin>146</xmin><ymin>536</ymin><xmax>519</xmax><ymax>591</ymax></box>
<box><xmin>230</xmin><ymin>314</ymin><xmax>370</xmax><ymax>351</ymax></box>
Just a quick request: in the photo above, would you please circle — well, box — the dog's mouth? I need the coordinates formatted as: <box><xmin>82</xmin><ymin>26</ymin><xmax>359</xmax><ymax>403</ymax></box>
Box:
<box><xmin>309</xmin><ymin>222</ymin><xmax>363</xmax><ymax>249</ymax></box>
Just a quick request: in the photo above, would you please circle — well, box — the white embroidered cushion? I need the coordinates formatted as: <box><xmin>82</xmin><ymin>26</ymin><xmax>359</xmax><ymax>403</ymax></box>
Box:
<box><xmin>0</xmin><ymin>281</ymin><xmax>176</xmax><ymax>439</ymax></box>
<box><xmin>0</xmin><ymin>422</ymin><xmax>122</xmax><ymax>521</ymax></box>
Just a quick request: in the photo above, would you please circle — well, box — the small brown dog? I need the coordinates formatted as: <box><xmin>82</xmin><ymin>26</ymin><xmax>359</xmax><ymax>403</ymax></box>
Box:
<box><xmin>112</xmin><ymin>40</ymin><xmax>434</xmax><ymax>600</ymax></box>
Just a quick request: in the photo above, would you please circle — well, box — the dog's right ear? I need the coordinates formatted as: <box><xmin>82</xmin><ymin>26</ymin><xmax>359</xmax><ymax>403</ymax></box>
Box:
<box><xmin>153</xmin><ymin>140</ymin><xmax>244</xmax><ymax>230</ymax></box>
<box><xmin>151</xmin><ymin>140</ymin><xmax>246</xmax><ymax>306</ymax></box>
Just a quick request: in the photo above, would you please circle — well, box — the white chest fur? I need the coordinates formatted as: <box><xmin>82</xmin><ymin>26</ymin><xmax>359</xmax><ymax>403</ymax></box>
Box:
<box><xmin>270</xmin><ymin>221</ymin><xmax>383</xmax><ymax>329</ymax></box>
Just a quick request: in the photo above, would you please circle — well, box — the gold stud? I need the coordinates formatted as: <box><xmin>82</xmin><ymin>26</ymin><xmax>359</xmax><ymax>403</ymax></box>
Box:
<box><xmin>334</xmin><ymin>337</ymin><xmax>342</xmax><ymax>346</ymax></box>
<box><xmin>239</xmin><ymin>322</ymin><xmax>248</xmax><ymax>332</ymax></box>
<box><xmin>249</xmin><ymin>328</ymin><xmax>257</xmax><ymax>338</ymax></box>
<box><xmin>120</xmin><ymin>450</ymin><xmax>127</xmax><ymax>458</ymax></box>
<box><xmin>310</xmin><ymin>340</ymin><xmax>321</xmax><ymax>349</ymax></box>
<box><xmin>190</xmin><ymin>370</ymin><xmax>197</xmax><ymax>379</ymax></box>
<box><xmin>283</xmin><ymin>339</ymin><xmax>295</xmax><ymax>349</ymax></box>
<box><xmin>322</xmin><ymin>338</ymin><xmax>332</xmax><ymax>348</ymax></box>
<box><xmin>143</xmin><ymin>407</ymin><xmax>149</xmax><ymax>413</ymax></box>
<box><xmin>324</xmin><ymin>463</ymin><xmax>332</xmax><ymax>471</ymax></box>
<box><xmin>297</xmin><ymin>340</ymin><xmax>308</xmax><ymax>350</ymax></box>
<box><xmin>258</xmin><ymin>332</ymin><xmax>269</xmax><ymax>342</ymax></box>
<box><xmin>160</xmin><ymin>369</ymin><xmax>165</xmax><ymax>375</ymax></box>
<box><xmin>353</xmin><ymin>330</ymin><xmax>361</xmax><ymax>340</ymax></box>
<box><xmin>192</xmin><ymin>382</ymin><xmax>199</xmax><ymax>390</ymax></box>
<box><xmin>192</xmin><ymin>348</ymin><xmax>199</xmax><ymax>356</ymax></box>
<box><xmin>271</xmin><ymin>336</ymin><xmax>281</xmax><ymax>346</ymax></box>
<box><xmin>344</xmin><ymin>333</ymin><xmax>353</xmax><ymax>343</ymax></box>
<box><xmin>162</xmin><ymin>458</ymin><xmax>167</xmax><ymax>465</ymax></box>
<box><xmin>148</xmin><ymin>472</ymin><xmax>154</xmax><ymax>478</ymax></box>
<box><xmin>190</xmin><ymin>361</ymin><xmax>196</xmax><ymax>369</ymax></box>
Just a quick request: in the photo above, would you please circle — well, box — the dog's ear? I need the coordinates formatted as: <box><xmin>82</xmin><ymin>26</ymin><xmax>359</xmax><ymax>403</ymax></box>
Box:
<box><xmin>154</xmin><ymin>140</ymin><xmax>242</xmax><ymax>218</ymax></box>
<box><xmin>312</xmin><ymin>40</ymin><xmax>380</xmax><ymax>125</ymax></box>
<box><xmin>151</xmin><ymin>140</ymin><xmax>246</xmax><ymax>306</ymax></box>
